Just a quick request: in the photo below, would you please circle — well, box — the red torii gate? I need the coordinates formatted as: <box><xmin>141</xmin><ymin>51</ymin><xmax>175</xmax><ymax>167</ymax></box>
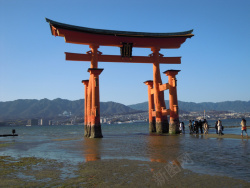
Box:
<box><xmin>46</xmin><ymin>18</ymin><xmax>194</xmax><ymax>138</ymax></box>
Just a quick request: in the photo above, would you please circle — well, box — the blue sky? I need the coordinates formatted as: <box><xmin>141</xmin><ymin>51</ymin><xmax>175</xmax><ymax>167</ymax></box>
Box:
<box><xmin>0</xmin><ymin>0</ymin><xmax>249</xmax><ymax>105</ymax></box>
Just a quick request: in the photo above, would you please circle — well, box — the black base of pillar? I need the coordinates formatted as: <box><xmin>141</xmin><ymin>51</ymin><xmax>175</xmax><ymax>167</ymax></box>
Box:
<box><xmin>84</xmin><ymin>124</ymin><xmax>88</xmax><ymax>137</ymax></box>
<box><xmin>169</xmin><ymin>119</ymin><xmax>180</xmax><ymax>134</ymax></box>
<box><xmin>156</xmin><ymin>120</ymin><xmax>169</xmax><ymax>134</ymax></box>
<box><xmin>149</xmin><ymin>121</ymin><xmax>156</xmax><ymax>133</ymax></box>
<box><xmin>90</xmin><ymin>124</ymin><xmax>103</xmax><ymax>138</ymax></box>
<box><xmin>84</xmin><ymin>124</ymin><xmax>92</xmax><ymax>137</ymax></box>
<box><xmin>156</xmin><ymin>122</ymin><xmax>163</xmax><ymax>133</ymax></box>
<box><xmin>162</xmin><ymin>118</ymin><xmax>169</xmax><ymax>133</ymax></box>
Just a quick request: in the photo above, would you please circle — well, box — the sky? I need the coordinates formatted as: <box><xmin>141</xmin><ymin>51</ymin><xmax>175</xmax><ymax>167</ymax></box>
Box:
<box><xmin>0</xmin><ymin>0</ymin><xmax>249</xmax><ymax>105</ymax></box>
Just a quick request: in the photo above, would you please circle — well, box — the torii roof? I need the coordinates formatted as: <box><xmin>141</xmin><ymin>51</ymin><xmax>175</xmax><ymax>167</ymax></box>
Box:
<box><xmin>45</xmin><ymin>18</ymin><xmax>194</xmax><ymax>48</ymax></box>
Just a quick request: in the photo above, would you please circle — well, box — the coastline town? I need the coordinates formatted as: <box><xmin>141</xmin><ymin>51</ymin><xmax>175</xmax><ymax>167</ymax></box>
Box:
<box><xmin>2</xmin><ymin>110</ymin><xmax>250</xmax><ymax>126</ymax></box>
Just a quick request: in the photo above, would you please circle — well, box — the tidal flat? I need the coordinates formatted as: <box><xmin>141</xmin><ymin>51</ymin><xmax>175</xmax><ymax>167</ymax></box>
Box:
<box><xmin>202</xmin><ymin>133</ymin><xmax>249</xmax><ymax>139</ymax></box>
<box><xmin>0</xmin><ymin>123</ymin><xmax>249</xmax><ymax>187</ymax></box>
<box><xmin>0</xmin><ymin>141</ymin><xmax>14</xmax><ymax>148</ymax></box>
<box><xmin>1</xmin><ymin>156</ymin><xmax>250</xmax><ymax>188</ymax></box>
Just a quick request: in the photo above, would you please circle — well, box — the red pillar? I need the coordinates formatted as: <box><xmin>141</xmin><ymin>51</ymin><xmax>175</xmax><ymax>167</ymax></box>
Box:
<box><xmin>88</xmin><ymin>68</ymin><xmax>103</xmax><ymax>138</ymax></box>
<box><xmin>85</xmin><ymin>45</ymin><xmax>104</xmax><ymax>138</ymax></box>
<box><xmin>86</xmin><ymin>76</ymin><xmax>92</xmax><ymax>137</ymax></box>
<box><xmin>89</xmin><ymin>44</ymin><xmax>99</xmax><ymax>68</ymax></box>
<box><xmin>82</xmin><ymin>80</ymin><xmax>89</xmax><ymax>137</ymax></box>
<box><xmin>144</xmin><ymin>80</ymin><xmax>156</xmax><ymax>132</ymax></box>
<box><xmin>164</xmin><ymin>70</ymin><xmax>180</xmax><ymax>134</ymax></box>
<box><xmin>151</xmin><ymin>47</ymin><xmax>168</xmax><ymax>133</ymax></box>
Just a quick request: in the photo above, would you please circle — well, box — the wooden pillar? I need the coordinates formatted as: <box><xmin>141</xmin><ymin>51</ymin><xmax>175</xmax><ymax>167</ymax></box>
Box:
<box><xmin>89</xmin><ymin>44</ymin><xmax>99</xmax><ymax>68</ymax></box>
<box><xmin>144</xmin><ymin>80</ymin><xmax>156</xmax><ymax>132</ymax></box>
<box><xmin>82</xmin><ymin>80</ymin><xmax>89</xmax><ymax>137</ymax></box>
<box><xmin>85</xmin><ymin>44</ymin><xmax>104</xmax><ymax>138</ymax></box>
<box><xmin>151</xmin><ymin>47</ymin><xmax>168</xmax><ymax>133</ymax></box>
<box><xmin>88</xmin><ymin>68</ymin><xmax>103</xmax><ymax>138</ymax></box>
<box><xmin>164</xmin><ymin>70</ymin><xmax>180</xmax><ymax>134</ymax></box>
<box><xmin>86</xmin><ymin>76</ymin><xmax>92</xmax><ymax>137</ymax></box>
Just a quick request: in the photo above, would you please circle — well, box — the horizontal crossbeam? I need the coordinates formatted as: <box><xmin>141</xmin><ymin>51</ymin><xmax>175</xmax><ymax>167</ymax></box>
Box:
<box><xmin>65</xmin><ymin>52</ymin><xmax>181</xmax><ymax>64</ymax></box>
<box><xmin>152</xmin><ymin>109</ymin><xmax>170</xmax><ymax>117</ymax></box>
<box><xmin>159</xmin><ymin>83</ymin><xmax>169</xmax><ymax>91</ymax></box>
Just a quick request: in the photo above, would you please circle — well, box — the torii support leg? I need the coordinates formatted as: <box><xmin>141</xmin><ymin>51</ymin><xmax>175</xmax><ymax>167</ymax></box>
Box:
<box><xmin>144</xmin><ymin>80</ymin><xmax>156</xmax><ymax>132</ymax></box>
<box><xmin>82</xmin><ymin>80</ymin><xmax>89</xmax><ymax>137</ymax></box>
<box><xmin>88</xmin><ymin>68</ymin><xmax>103</xmax><ymax>138</ymax></box>
<box><xmin>85</xmin><ymin>45</ymin><xmax>103</xmax><ymax>138</ymax></box>
<box><xmin>164</xmin><ymin>70</ymin><xmax>180</xmax><ymax>134</ymax></box>
<box><xmin>151</xmin><ymin>47</ymin><xmax>168</xmax><ymax>133</ymax></box>
<box><xmin>86</xmin><ymin>75</ymin><xmax>92</xmax><ymax>137</ymax></box>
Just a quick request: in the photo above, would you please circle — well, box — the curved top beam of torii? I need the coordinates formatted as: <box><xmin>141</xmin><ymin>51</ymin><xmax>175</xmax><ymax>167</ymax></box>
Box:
<box><xmin>45</xmin><ymin>18</ymin><xmax>194</xmax><ymax>49</ymax></box>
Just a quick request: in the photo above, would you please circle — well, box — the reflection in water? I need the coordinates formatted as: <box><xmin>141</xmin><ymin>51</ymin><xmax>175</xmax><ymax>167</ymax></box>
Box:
<box><xmin>83</xmin><ymin>137</ymin><xmax>101</xmax><ymax>162</ymax></box>
<box><xmin>241</xmin><ymin>138</ymin><xmax>249</xmax><ymax>155</ymax></box>
<box><xmin>1</xmin><ymin>123</ymin><xmax>249</xmax><ymax>182</ymax></box>
<box><xmin>147</xmin><ymin>134</ymin><xmax>181</xmax><ymax>164</ymax></box>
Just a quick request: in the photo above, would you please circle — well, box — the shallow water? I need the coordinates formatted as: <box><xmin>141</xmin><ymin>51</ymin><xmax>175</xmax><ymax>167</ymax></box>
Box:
<box><xmin>0</xmin><ymin>118</ymin><xmax>249</xmax><ymax>182</ymax></box>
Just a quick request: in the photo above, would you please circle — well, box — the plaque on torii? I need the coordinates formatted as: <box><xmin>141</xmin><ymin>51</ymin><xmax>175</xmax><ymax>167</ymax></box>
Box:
<box><xmin>46</xmin><ymin>18</ymin><xmax>194</xmax><ymax>138</ymax></box>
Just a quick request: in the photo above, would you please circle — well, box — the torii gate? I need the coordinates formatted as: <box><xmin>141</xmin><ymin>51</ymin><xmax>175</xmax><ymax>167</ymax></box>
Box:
<box><xmin>46</xmin><ymin>18</ymin><xmax>194</xmax><ymax>138</ymax></box>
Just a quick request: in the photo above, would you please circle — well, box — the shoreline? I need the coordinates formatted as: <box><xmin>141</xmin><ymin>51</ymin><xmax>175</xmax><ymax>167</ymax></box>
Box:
<box><xmin>189</xmin><ymin>133</ymin><xmax>249</xmax><ymax>139</ymax></box>
<box><xmin>1</xmin><ymin>123</ymin><xmax>249</xmax><ymax>187</ymax></box>
<box><xmin>0</xmin><ymin>156</ymin><xmax>250</xmax><ymax>187</ymax></box>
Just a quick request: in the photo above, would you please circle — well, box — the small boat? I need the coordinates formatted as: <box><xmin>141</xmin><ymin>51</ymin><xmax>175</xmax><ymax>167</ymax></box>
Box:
<box><xmin>0</xmin><ymin>134</ymin><xmax>18</xmax><ymax>137</ymax></box>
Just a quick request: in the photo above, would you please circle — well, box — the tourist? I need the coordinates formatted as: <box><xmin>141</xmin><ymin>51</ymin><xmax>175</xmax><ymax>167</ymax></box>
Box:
<box><xmin>199</xmin><ymin>119</ymin><xmax>203</xmax><ymax>134</ymax></box>
<box><xmin>194</xmin><ymin>121</ymin><xmax>199</xmax><ymax>134</ymax></box>
<box><xmin>203</xmin><ymin>119</ymin><xmax>208</xmax><ymax>134</ymax></box>
<box><xmin>189</xmin><ymin>120</ymin><xmax>193</xmax><ymax>134</ymax></box>
<box><xmin>179</xmin><ymin>122</ymin><xmax>182</xmax><ymax>133</ymax></box>
<box><xmin>192</xmin><ymin>120</ymin><xmax>195</xmax><ymax>133</ymax></box>
<box><xmin>180</xmin><ymin>122</ymin><xmax>185</xmax><ymax>134</ymax></box>
<box><xmin>215</xmin><ymin>121</ymin><xmax>218</xmax><ymax>134</ymax></box>
<box><xmin>217</xmin><ymin>120</ymin><xmax>223</xmax><ymax>136</ymax></box>
<box><xmin>182</xmin><ymin>122</ymin><xmax>185</xmax><ymax>134</ymax></box>
<box><xmin>241</xmin><ymin>118</ymin><xmax>248</xmax><ymax>137</ymax></box>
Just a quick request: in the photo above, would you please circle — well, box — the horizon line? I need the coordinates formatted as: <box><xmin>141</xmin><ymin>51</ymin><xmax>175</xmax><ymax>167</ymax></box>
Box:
<box><xmin>0</xmin><ymin>98</ymin><xmax>249</xmax><ymax>105</ymax></box>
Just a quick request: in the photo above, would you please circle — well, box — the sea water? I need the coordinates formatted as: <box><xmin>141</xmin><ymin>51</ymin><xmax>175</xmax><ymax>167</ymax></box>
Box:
<box><xmin>0</xmin><ymin>118</ymin><xmax>249</xmax><ymax>182</ymax></box>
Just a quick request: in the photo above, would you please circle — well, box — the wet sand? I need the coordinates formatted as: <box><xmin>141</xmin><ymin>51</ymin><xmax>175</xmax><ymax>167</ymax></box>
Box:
<box><xmin>0</xmin><ymin>156</ymin><xmax>250</xmax><ymax>187</ymax></box>
<box><xmin>1</xmin><ymin>124</ymin><xmax>249</xmax><ymax>187</ymax></box>
<box><xmin>0</xmin><ymin>141</ymin><xmax>13</xmax><ymax>148</ymax></box>
<box><xmin>201</xmin><ymin>133</ymin><xmax>249</xmax><ymax>139</ymax></box>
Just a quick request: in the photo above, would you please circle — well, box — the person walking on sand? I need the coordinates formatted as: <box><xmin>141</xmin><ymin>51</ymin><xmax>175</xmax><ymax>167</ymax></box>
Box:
<box><xmin>217</xmin><ymin>120</ymin><xmax>223</xmax><ymax>136</ymax></box>
<box><xmin>199</xmin><ymin>119</ymin><xmax>203</xmax><ymax>134</ymax></box>
<box><xmin>203</xmin><ymin>119</ymin><xmax>208</xmax><ymax>134</ymax></box>
<box><xmin>189</xmin><ymin>120</ymin><xmax>193</xmax><ymax>134</ymax></box>
<box><xmin>182</xmin><ymin>122</ymin><xmax>185</xmax><ymax>134</ymax></box>
<box><xmin>180</xmin><ymin>122</ymin><xmax>185</xmax><ymax>134</ymax></box>
<box><xmin>215</xmin><ymin>121</ymin><xmax>218</xmax><ymax>134</ymax></box>
<box><xmin>241</xmin><ymin>118</ymin><xmax>248</xmax><ymax>137</ymax></box>
<box><xmin>192</xmin><ymin>120</ymin><xmax>195</xmax><ymax>133</ymax></box>
<box><xmin>194</xmin><ymin>121</ymin><xmax>199</xmax><ymax>134</ymax></box>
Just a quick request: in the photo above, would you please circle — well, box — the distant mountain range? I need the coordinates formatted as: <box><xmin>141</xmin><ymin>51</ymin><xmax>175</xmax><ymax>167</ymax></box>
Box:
<box><xmin>128</xmin><ymin>100</ymin><xmax>250</xmax><ymax>113</ymax></box>
<box><xmin>0</xmin><ymin>98</ymin><xmax>249</xmax><ymax>121</ymax></box>
<box><xmin>0</xmin><ymin>98</ymin><xmax>137</xmax><ymax>120</ymax></box>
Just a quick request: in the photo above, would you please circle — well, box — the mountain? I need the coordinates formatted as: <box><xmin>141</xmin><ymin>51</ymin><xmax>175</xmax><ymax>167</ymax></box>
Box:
<box><xmin>1</xmin><ymin>99</ymin><xmax>249</xmax><ymax>121</ymax></box>
<box><xmin>0</xmin><ymin>98</ymin><xmax>138</xmax><ymax>120</ymax></box>
<box><xmin>100</xmin><ymin>101</ymin><xmax>137</xmax><ymax>115</ymax></box>
<box><xmin>178</xmin><ymin>101</ymin><xmax>250</xmax><ymax>112</ymax></box>
<box><xmin>128</xmin><ymin>100</ymin><xmax>250</xmax><ymax>112</ymax></box>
